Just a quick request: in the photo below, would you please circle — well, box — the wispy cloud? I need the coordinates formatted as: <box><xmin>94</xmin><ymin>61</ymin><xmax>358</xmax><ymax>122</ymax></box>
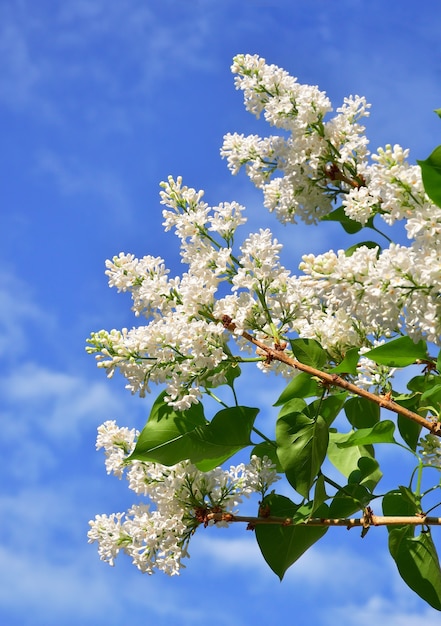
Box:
<box><xmin>35</xmin><ymin>149</ymin><xmax>133</xmax><ymax>223</ymax></box>
<box><xmin>0</xmin><ymin>267</ymin><xmax>132</xmax><ymax>485</ymax></box>
<box><xmin>0</xmin><ymin>270</ymin><xmax>54</xmax><ymax>358</ymax></box>
<box><xmin>0</xmin><ymin>1</ymin><xmax>223</xmax><ymax>129</ymax></box>
<box><xmin>0</xmin><ymin>540</ymin><xmax>202</xmax><ymax>625</ymax></box>
<box><xmin>326</xmin><ymin>595</ymin><xmax>441</xmax><ymax>626</ymax></box>
<box><xmin>0</xmin><ymin>17</ymin><xmax>40</xmax><ymax>110</ymax></box>
<box><xmin>1</xmin><ymin>361</ymin><xmax>126</xmax><ymax>437</ymax></box>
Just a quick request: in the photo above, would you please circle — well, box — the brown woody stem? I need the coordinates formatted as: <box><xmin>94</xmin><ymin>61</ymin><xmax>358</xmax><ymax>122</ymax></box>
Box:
<box><xmin>234</xmin><ymin>326</ymin><xmax>441</xmax><ymax>437</ymax></box>
<box><xmin>207</xmin><ymin>511</ymin><xmax>441</xmax><ymax>528</ymax></box>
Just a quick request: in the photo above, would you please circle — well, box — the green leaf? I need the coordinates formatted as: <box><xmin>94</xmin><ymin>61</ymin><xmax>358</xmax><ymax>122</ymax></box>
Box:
<box><xmin>418</xmin><ymin>145</ymin><xmax>441</xmax><ymax>208</ymax></box>
<box><xmin>344</xmin><ymin>396</ymin><xmax>380</xmax><ymax>429</ymax></box>
<box><xmin>127</xmin><ymin>392</ymin><xmax>258</xmax><ymax>469</ymax></box>
<box><xmin>421</xmin><ymin>384</ymin><xmax>441</xmax><ymax>410</ymax></box>
<box><xmin>321</xmin><ymin>205</ymin><xmax>364</xmax><ymax>233</ymax></box>
<box><xmin>277</xmin><ymin>397</ymin><xmax>308</xmax><ymax>418</ymax></box>
<box><xmin>397</xmin><ymin>414</ymin><xmax>422</xmax><ymax>451</ymax></box>
<box><xmin>194</xmin><ymin>406</ymin><xmax>260</xmax><ymax>470</ymax></box>
<box><xmin>336</xmin><ymin>420</ymin><xmax>396</xmax><ymax>448</ymax></box>
<box><xmin>276</xmin><ymin>412</ymin><xmax>329</xmax><ymax>498</ymax></box>
<box><xmin>274</xmin><ymin>373</ymin><xmax>321</xmax><ymax>406</ymax></box>
<box><xmin>382</xmin><ymin>486</ymin><xmax>420</xmax><ymax>517</ymax></box>
<box><xmin>311</xmin><ymin>474</ymin><xmax>328</xmax><ymax>514</ymax></box>
<box><xmin>225</xmin><ymin>361</ymin><xmax>241</xmax><ymax>387</ymax></box>
<box><xmin>306</xmin><ymin>392</ymin><xmax>347</xmax><ymax>426</ymax></box>
<box><xmin>383</xmin><ymin>489</ymin><xmax>441</xmax><ymax>610</ymax></box>
<box><xmin>389</xmin><ymin>531</ymin><xmax>441</xmax><ymax>610</ymax></box>
<box><xmin>344</xmin><ymin>241</ymin><xmax>380</xmax><ymax>257</ymax></box>
<box><xmin>393</xmin><ymin>390</ymin><xmax>423</xmax><ymax>410</ymax></box>
<box><xmin>407</xmin><ymin>374</ymin><xmax>440</xmax><ymax>393</ymax></box>
<box><xmin>330</xmin><ymin>347</ymin><xmax>360</xmax><ymax>374</ymax></box>
<box><xmin>255</xmin><ymin>493</ymin><xmax>328</xmax><ymax>580</ymax></box>
<box><xmin>289</xmin><ymin>338</ymin><xmax>328</xmax><ymax>369</ymax></box>
<box><xmin>363</xmin><ymin>336</ymin><xmax>427</xmax><ymax>367</ymax></box>
<box><xmin>348</xmin><ymin>455</ymin><xmax>382</xmax><ymax>491</ymax></box>
<box><xmin>394</xmin><ymin>390</ymin><xmax>423</xmax><ymax>449</ymax></box>
<box><xmin>328</xmin><ymin>431</ymin><xmax>379</xmax><ymax>485</ymax></box>
<box><xmin>434</xmin><ymin>108</ymin><xmax>441</xmax><ymax>119</ymax></box>
<box><xmin>126</xmin><ymin>391</ymin><xmax>206</xmax><ymax>465</ymax></box>
<box><xmin>404</xmin><ymin>375</ymin><xmax>441</xmax><ymax>421</ymax></box>
<box><xmin>328</xmin><ymin>483</ymin><xmax>372</xmax><ymax>518</ymax></box>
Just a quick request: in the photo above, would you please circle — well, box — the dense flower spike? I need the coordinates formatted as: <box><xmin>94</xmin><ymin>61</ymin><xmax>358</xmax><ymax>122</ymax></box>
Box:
<box><xmin>87</xmin><ymin>56</ymin><xmax>441</xmax><ymax>404</ymax></box>
<box><xmin>88</xmin><ymin>55</ymin><xmax>441</xmax><ymax>606</ymax></box>
<box><xmin>221</xmin><ymin>54</ymin><xmax>370</xmax><ymax>224</ymax></box>
<box><xmin>88</xmin><ymin>422</ymin><xmax>279</xmax><ymax>574</ymax></box>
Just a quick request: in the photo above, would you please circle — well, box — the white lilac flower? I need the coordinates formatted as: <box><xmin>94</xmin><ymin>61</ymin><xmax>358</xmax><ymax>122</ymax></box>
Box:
<box><xmin>232</xmin><ymin>228</ymin><xmax>287</xmax><ymax>291</ymax></box>
<box><xmin>356</xmin><ymin>343</ymin><xmax>397</xmax><ymax>391</ymax></box>
<box><xmin>87</xmin><ymin>512</ymin><xmax>130</xmax><ymax>566</ymax></box>
<box><xmin>222</xmin><ymin>55</ymin><xmax>375</xmax><ymax>225</ymax></box>
<box><xmin>96</xmin><ymin>420</ymin><xmax>138</xmax><ymax>477</ymax></box>
<box><xmin>105</xmin><ymin>253</ymin><xmax>173</xmax><ymax>319</ymax></box>
<box><xmin>88</xmin><ymin>56</ymin><xmax>441</xmax><ymax>408</ymax></box>
<box><xmin>419</xmin><ymin>434</ymin><xmax>441</xmax><ymax>468</ymax></box>
<box><xmin>123</xmin><ymin>505</ymin><xmax>188</xmax><ymax>575</ymax></box>
<box><xmin>342</xmin><ymin>186</ymin><xmax>380</xmax><ymax>225</ymax></box>
<box><xmin>89</xmin><ymin>421</ymin><xmax>281</xmax><ymax>575</ymax></box>
<box><xmin>220</xmin><ymin>133</ymin><xmax>289</xmax><ymax>188</ymax></box>
<box><xmin>230</xmin><ymin>53</ymin><xmax>332</xmax><ymax>131</ymax></box>
<box><xmin>325</xmin><ymin>95</ymin><xmax>371</xmax><ymax>167</ymax></box>
<box><xmin>208</xmin><ymin>201</ymin><xmax>247</xmax><ymax>240</ymax></box>
<box><xmin>243</xmin><ymin>455</ymin><xmax>280</xmax><ymax>495</ymax></box>
<box><xmin>87</xmin><ymin>313</ymin><xmax>228</xmax><ymax>408</ymax></box>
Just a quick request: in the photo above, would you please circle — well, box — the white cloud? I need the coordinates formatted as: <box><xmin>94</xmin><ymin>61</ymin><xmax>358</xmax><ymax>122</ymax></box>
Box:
<box><xmin>35</xmin><ymin>149</ymin><xmax>133</xmax><ymax>223</ymax></box>
<box><xmin>0</xmin><ymin>18</ymin><xmax>40</xmax><ymax>110</ymax></box>
<box><xmin>192</xmin><ymin>533</ymin><xmax>269</xmax><ymax>572</ymax></box>
<box><xmin>0</xmin><ymin>487</ymin><xmax>228</xmax><ymax>626</ymax></box>
<box><xmin>0</xmin><ymin>270</ymin><xmax>54</xmax><ymax>357</ymax></box>
<box><xmin>0</xmin><ymin>265</ymin><xmax>140</xmax><ymax>485</ymax></box>
<box><xmin>192</xmin><ymin>530</ymin><xmax>441</xmax><ymax>623</ymax></box>
<box><xmin>192</xmin><ymin>527</ymin><xmax>387</xmax><ymax>590</ymax></box>
<box><xmin>326</xmin><ymin>595</ymin><xmax>441</xmax><ymax>626</ymax></box>
<box><xmin>0</xmin><ymin>541</ymin><xmax>202</xmax><ymax>625</ymax></box>
<box><xmin>0</xmin><ymin>361</ymin><xmax>127</xmax><ymax>439</ymax></box>
<box><xmin>0</xmin><ymin>1</ymin><xmax>222</xmax><ymax>127</ymax></box>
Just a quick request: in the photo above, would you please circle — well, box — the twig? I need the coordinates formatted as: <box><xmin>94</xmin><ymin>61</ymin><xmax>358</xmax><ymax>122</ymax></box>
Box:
<box><xmin>233</xmin><ymin>325</ymin><xmax>441</xmax><ymax>437</ymax></box>
<box><xmin>206</xmin><ymin>511</ymin><xmax>441</xmax><ymax>528</ymax></box>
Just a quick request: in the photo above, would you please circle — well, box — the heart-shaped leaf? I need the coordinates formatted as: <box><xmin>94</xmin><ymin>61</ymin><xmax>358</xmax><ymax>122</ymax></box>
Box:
<box><xmin>255</xmin><ymin>494</ymin><xmax>328</xmax><ymax>580</ymax></box>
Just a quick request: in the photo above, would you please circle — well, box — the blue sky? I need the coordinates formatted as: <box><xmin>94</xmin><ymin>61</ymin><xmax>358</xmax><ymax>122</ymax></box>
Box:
<box><xmin>1</xmin><ymin>1</ymin><xmax>441</xmax><ymax>624</ymax></box>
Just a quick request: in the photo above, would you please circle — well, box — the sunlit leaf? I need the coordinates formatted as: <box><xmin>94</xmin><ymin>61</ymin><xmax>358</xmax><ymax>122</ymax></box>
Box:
<box><xmin>336</xmin><ymin>420</ymin><xmax>396</xmax><ymax>448</ymax></box>
<box><xmin>418</xmin><ymin>145</ymin><xmax>441</xmax><ymax>208</ymax></box>
<box><xmin>127</xmin><ymin>392</ymin><xmax>258</xmax><ymax>469</ymax></box>
<box><xmin>344</xmin><ymin>396</ymin><xmax>380</xmax><ymax>429</ymax></box>
<box><xmin>255</xmin><ymin>494</ymin><xmax>328</xmax><ymax>580</ymax></box>
<box><xmin>274</xmin><ymin>373</ymin><xmax>321</xmax><ymax>406</ymax></box>
<box><xmin>328</xmin><ymin>483</ymin><xmax>372</xmax><ymax>517</ymax></box>
<box><xmin>330</xmin><ymin>347</ymin><xmax>360</xmax><ymax>374</ymax></box>
<box><xmin>289</xmin><ymin>338</ymin><xmax>328</xmax><ymax>369</ymax></box>
<box><xmin>321</xmin><ymin>205</ymin><xmax>364</xmax><ymax>233</ymax></box>
<box><xmin>363</xmin><ymin>336</ymin><xmax>427</xmax><ymax>367</ymax></box>
<box><xmin>328</xmin><ymin>433</ymin><xmax>382</xmax><ymax>491</ymax></box>
<box><xmin>306</xmin><ymin>392</ymin><xmax>347</xmax><ymax>426</ymax></box>
<box><xmin>276</xmin><ymin>411</ymin><xmax>328</xmax><ymax>498</ymax></box>
<box><xmin>383</xmin><ymin>489</ymin><xmax>441</xmax><ymax>610</ymax></box>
